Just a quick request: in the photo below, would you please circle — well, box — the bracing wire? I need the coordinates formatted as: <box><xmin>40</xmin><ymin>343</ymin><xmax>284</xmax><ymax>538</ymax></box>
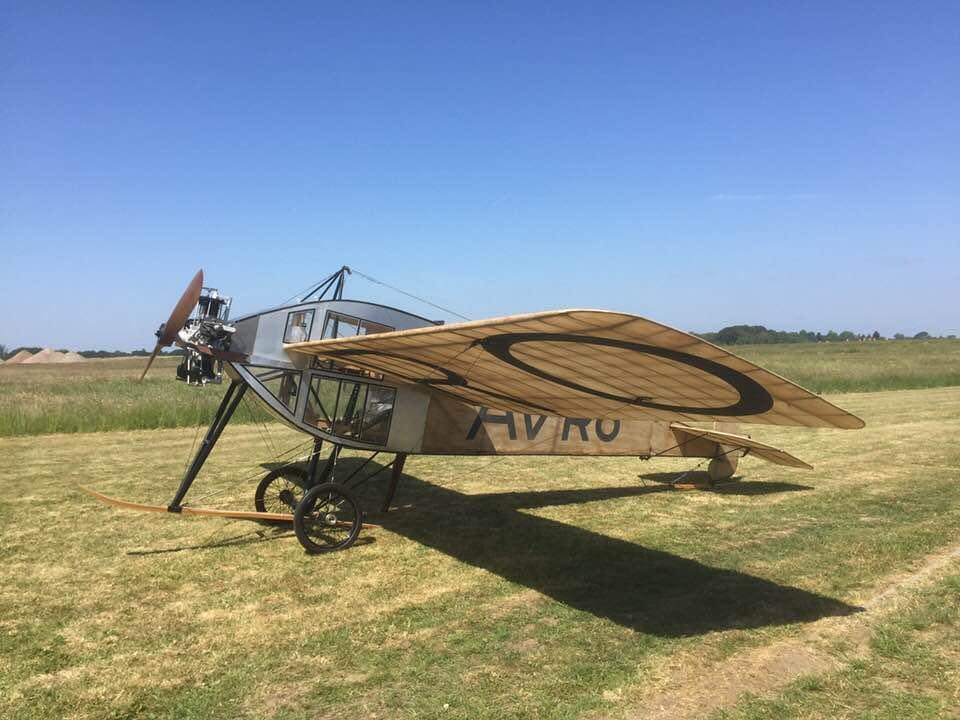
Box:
<box><xmin>278</xmin><ymin>265</ymin><xmax>471</xmax><ymax>322</ymax></box>
<box><xmin>277</xmin><ymin>270</ymin><xmax>338</xmax><ymax>307</ymax></box>
<box><xmin>186</xmin><ymin>436</ymin><xmax>320</xmax><ymax>505</ymax></box>
<box><xmin>180</xmin><ymin>389</ymin><xmax>206</xmax><ymax>482</ymax></box>
<box><xmin>242</xmin><ymin>392</ymin><xmax>281</xmax><ymax>460</ymax></box>
<box><xmin>278</xmin><ymin>281</ymin><xmax>322</xmax><ymax>307</ymax></box>
<box><xmin>350</xmin><ymin>268</ymin><xmax>472</xmax><ymax>322</ymax></box>
<box><xmin>180</xmin><ymin>392</ymin><xmax>318</xmax><ymax>507</ymax></box>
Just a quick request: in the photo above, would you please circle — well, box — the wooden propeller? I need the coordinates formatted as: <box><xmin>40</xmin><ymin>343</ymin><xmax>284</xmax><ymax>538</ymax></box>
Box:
<box><xmin>139</xmin><ymin>269</ymin><xmax>204</xmax><ymax>381</ymax></box>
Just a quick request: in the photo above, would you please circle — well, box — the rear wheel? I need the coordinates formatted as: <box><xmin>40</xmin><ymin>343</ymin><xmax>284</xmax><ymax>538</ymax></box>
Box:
<box><xmin>294</xmin><ymin>483</ymin><xmax>362</xmax><ymax>553</ymax></box>
<box><xmin>254</xmin><ymin>466</ymin><xmax>308</xmax><ymax>514</ymax></box>
<box><xmin>707</xmin><ymin>451</ymin><xmax>739</xmax><ymax>485</ymax></box>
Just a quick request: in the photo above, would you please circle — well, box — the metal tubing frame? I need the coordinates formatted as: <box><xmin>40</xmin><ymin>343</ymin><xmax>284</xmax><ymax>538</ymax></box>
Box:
<box><xmin>301</xmin><ymin>266</ymin><xmax>351</xmax><ymax>303</ymax></box>
<box><xmin>311</xmin><ymin>444</ymin><xmax>341</xmax><ymax>488</ymax></box>
<box><xmin>306</xmin><ymin>446</ymin><xmax>406</xmax><ymax>513</ymax></box>
<box><xmin>332</xmin><ymin>269</ymin><xmax>347</xmax><ymax>300</ymax></box>
<box><xmin>381</xmin><ymin>453</ymin><xmax>407</xmax><ymax>512</ymax></box>
<box><xmin>306</xmin><ymin>437</ymin><xmax>324</xmax><ymax>483</ymax></box>
<box><xmin>341</xmin><ymin>451</ymin><xmax>380</xmax><ymax>485</ymax></box>
<box><xmin>168</xmin><ymin>380</ymin><xmax>248</xmax><ymax>511</ymax></box>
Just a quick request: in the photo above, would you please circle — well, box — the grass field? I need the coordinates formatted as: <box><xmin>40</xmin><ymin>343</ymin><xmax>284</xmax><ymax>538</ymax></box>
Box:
<box><xmin>1</xmin><ymin>385</ymin><xmax>959</xmax><ymax>718</ymax></box>
<box><xmin>0</xmin><ymin>357</ymin><xmax>260</xmax><ymax>437</ymax></box>
<box><xmin>1</xmin><ymin>339</ymin><xmax>959</xmax><ymax>437</ymax></box>
<box><xmin>734</xmin><ymin>338</ymin><xmax>960</xmax><ymax>394</ymax></box>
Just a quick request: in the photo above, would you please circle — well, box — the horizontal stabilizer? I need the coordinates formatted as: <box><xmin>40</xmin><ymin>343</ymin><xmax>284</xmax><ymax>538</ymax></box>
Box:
<box><xmin>669</xmin><ymin>424</ymin><xmax>813</xmax><ymax>469</ymax></box>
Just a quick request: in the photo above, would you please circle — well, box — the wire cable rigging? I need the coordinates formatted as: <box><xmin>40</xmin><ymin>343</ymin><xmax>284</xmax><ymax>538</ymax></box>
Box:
<box><xmin>350</xmin><ymin>267</ymin><xmax>471</xmax><ymax>322</ymax></box>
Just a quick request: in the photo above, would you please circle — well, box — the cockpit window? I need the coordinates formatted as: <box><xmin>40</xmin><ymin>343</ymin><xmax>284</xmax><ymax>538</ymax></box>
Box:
<box><xmin>283</xmin><ymin>309</ymin><xmax>314</xmax><ymax>343</ymax></box>
<box><xmin>251</xmin><ymin>366</ymin><xmax>300</xmax><ymax>411</ymax></box>
<box><xmin>304</xmin><ymin>375</ymin><xmax>396</xmax><ymax>445</ymax></box>
<box><xmin>321</xmin><ymin>311</ymin><xmax>393</xmax><ymax>339</ymax></box>
<box><xmin>360</xmin><ymin>384</ymin><xmax>396</xmax><ymax>445</ymax></box>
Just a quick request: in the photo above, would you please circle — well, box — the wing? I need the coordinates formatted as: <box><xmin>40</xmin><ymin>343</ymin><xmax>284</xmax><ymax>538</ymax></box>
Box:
<box><xmin>669</xmin><ymin>424</ymin><xmax>813</xmax><ymax>469</ymax></box>
<box><xmin>286</xmin><ymin>309</ymin><xmax>864</xmax><ymax>429</ymax></box>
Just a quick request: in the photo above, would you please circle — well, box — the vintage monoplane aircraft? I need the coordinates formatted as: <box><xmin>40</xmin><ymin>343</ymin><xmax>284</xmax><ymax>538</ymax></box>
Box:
<box><xmin>83</xmin><ymin>266</ymin><xmax>864</xmax><ymax>553</ymax></box>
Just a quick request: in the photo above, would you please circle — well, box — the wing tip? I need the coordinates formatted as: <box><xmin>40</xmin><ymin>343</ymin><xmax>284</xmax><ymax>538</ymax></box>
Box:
<box><xmin>837</xmin><ymin>413</ymin><xmax>867</xmax><ymax>430</ymax></box>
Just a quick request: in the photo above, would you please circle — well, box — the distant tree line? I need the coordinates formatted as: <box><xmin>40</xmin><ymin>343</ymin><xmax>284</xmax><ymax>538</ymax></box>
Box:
<box><xmin>76</xmin><ymin>348</ymin><xmax>185</xmax><ymax>359</ymax></box>
<box><xmin>696</xmin><ymin>325</ymin><xmax>949</xmax><ymax>345</ymax></box>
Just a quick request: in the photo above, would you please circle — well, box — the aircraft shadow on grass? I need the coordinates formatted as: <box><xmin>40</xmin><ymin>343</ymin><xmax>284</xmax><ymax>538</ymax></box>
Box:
<box><xmin>132</xmin><ymin>457</ymin><xmax>857</xmax><ymax>637</ymax></box>
<box><xmin>637</xmin><ymin>472</ymin><xmax>815</xmax><ymax>496</ymax></box>
<box><xmin>353</xmin><ymin>460</ymin><xmax>859</xmax><ymax>638</ymax></box>
<box><xmin>127</xmin><ymin>528</ymin><xmax>295</xmax><ymax>556</ymax></box>
<box><xmin>126</xmin><ymin>530</ymin><xmax>375</xmax><ymax>556</ymax></box>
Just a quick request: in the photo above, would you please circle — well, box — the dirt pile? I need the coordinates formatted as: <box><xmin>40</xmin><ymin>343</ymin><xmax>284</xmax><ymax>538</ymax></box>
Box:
<box><xmin>5</xmin><ymin>350</ymin><xmax>33</xmax><ymax>364</ymax></box>
<box><xmin>21</xmin><ymin>348</ymin><xmax>68</xmax><ymax>364</ymax></box>
<box><xmin>5</xmin><ymin>349</ymin><xmax>88</xmax><ymax>364</ymax></box>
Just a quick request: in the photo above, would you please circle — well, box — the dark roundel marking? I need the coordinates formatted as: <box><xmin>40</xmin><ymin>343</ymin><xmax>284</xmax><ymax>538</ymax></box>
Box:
<box><xmin>329</xmin><ymin>348</ymin><xmax>555</xmax><ymax>413</ymax></box>
<box><xmin>479</xmin><ymin>333</ymin><xmax>774</xmax><ymax>417</ymax></box>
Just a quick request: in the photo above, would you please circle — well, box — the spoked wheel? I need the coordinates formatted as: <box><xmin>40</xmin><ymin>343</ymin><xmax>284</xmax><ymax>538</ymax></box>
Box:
<box><xmin>254</xmin><ymin>466</ymin><xmax>309</xmax><ymax>515</ymax></box>
<box><xmin>294</xmin><ymin>483</ymin><xmax>362</xmax><ymax>553</ymax></box>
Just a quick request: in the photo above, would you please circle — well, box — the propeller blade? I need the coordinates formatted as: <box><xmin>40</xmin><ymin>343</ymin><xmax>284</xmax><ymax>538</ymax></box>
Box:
<box><xmin>139</xmin><ymin>269</ymin><xmax>203</xmax><ymax>381</ymax></box>
<box><xmin>139</xmin><ymin>343</ymin><xmax>163</xmax><ymax>382</ymax></box>
<box><xmin>157</xmin><ymin>269</ymin><xmax>204</xmax><ymax>346</ymax></box>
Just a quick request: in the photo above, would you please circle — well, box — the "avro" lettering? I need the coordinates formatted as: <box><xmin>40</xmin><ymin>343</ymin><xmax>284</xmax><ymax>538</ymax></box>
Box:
<box><xmin>467</xmin><ymin>409</ymin><xmax>620</xmax><ymax>443</ymax></box>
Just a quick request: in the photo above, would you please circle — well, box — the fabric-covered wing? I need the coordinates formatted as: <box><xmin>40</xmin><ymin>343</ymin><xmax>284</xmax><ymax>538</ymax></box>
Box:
<box><xmin>286</xmin><ymin>309</ymin><xmax>864</xmax><ymax>429</ymax></box>
<box><xmin>669</xmin><ymin>424</ymin><xmax>813</xmax><ymax>469</ymax></box>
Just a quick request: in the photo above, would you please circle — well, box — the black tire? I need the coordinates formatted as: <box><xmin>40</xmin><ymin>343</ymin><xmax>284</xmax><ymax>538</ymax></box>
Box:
<box><xmin>254</xmin><ymin>466</ymin><xmax>309</xmax><ymax>514</ymax></box>
<box><xmin>707</xmin><ymin>453</ymin><xmax>739</xmax><ymax>486</ymax></box>
<box><xmin>294</xmin><ymin>483</ymin><xmax>362</xmax><ymax>553</ymax></box>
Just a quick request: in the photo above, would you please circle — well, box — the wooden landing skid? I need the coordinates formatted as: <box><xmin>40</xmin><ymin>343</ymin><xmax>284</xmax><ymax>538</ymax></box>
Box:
<box><xmin>78</xmin><ymin>486</ymin><xmax>381</xmax><ymax>528</ymax></box>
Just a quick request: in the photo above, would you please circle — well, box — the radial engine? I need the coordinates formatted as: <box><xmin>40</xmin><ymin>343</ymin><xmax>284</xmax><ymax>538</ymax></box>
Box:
<box><xmin>173</xmin><ymin>287</ymin><xmax>235</xmax><ymax>385</ymax></box>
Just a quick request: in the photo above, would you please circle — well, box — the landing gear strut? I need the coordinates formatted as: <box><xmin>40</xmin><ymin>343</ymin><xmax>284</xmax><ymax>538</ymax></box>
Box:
<box><xmin>252</xmin><ymin>442</ymin><xmax>408</xmax><ymax>553</ymax></box>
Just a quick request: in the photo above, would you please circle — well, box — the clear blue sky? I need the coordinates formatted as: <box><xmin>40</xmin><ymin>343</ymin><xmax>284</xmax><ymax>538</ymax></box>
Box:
<box><xmin>2</xmin><ymin>1</ymin><xmax>957</xmax><ymax>350</ymax></box>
